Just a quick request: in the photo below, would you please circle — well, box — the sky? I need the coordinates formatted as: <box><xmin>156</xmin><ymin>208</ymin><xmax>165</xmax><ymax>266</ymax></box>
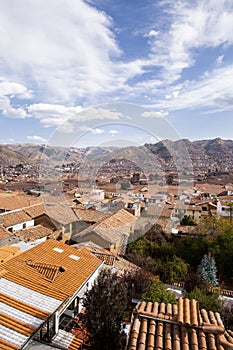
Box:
<box><xmin>1</xmin><ymin>0</ymin><xmax>233</xmax><ymax>147</ymax></box>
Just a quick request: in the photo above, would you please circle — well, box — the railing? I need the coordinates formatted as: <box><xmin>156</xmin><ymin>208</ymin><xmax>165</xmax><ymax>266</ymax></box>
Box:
<box><xmin>171</xmin><ymin>282</ymin><xmax>233</xmax><ymax>298</ymax></box>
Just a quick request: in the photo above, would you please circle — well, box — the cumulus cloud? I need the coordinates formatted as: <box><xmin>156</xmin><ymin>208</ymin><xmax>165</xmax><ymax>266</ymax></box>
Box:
<box><xmin>91</xmin><ymin>128</ymin><xmax>105</xmax><ymax>134</ymax></box>
<box><xmin>144</xmin><ymin>29</ymin><xmax>159</xmax><ymax>38</ymax></box>
<box><xmin>0</xmin><ymin>81</ymin><xmax>32</xmax><ymax>119</ymax></box>
<box><xmin>109</xmin><ymin>129</ymin><xmax>119</xmax><ymax>135</ymax></box>
<box><xmin>141</xmin><ymin>111</ymin><xmax>167</xmax><ymax>118</ymax></box>
<box><xmin>27</xmin><ymin>103</ymin><xmax>82</xmax><ymax>127</ymax></box>
<box><xmin>26</xmin><ymin>135</ymin><xmax>47</xmax><ymax>143</ymax></box>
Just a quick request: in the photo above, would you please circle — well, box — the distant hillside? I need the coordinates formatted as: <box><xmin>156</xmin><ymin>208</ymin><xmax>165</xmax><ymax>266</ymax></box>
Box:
<box><xmin>0</xmin><ymin>145</ymin><xmax>31</xmax><ymax>166</ymax></box>
<box><xmin>145</xmin><ymin>138</ymin><xmax>233</xmax><ymax>171</ymax></box>
<box><xmin>2</xmin><ymin>138</ymin><xmax>233</xmax><ymax>171</ymax></box>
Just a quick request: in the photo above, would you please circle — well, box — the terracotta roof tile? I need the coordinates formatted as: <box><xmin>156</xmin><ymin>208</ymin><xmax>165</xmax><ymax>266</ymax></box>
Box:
<box><xmin>13</xmin><ymin>224</ymin><xmax>56</xmax><ymax>241</ymax></box>
<box><xmin>23</xmin><ymin>203</ymin><xmax>46</xmax><ymax>218</ymax></box>
<box><xmin>1</xmin><ymin>239</ymin><xmax>102</xmax><ymax>300</ymax></box>
<box><xmin>72</xmin><ymin>207</ymin><xmax>110</xmax><ymax>223</ymax></box>
<box><xmin>0</xmin><ymin>193</ymin><xmax>42</xmax><ymax>212</ymax></box>
<box><xmin>0</xmin><ymin>225</ymin><xmax>11</xmax><ymax>240</ymax></box>
<box><xmin>127</xmin><ymin>298</ymin><xmax>230</xmax><ymax>350</ymax></box>
<box><xmin>0</xmin><ymin>209</ymin><xmax>32</xmax><ymax>228</ymax></box>
<box><xmin>0</xmin><ymin>239</ymin><xmax>102</xmax><ymax>349</ymax></box>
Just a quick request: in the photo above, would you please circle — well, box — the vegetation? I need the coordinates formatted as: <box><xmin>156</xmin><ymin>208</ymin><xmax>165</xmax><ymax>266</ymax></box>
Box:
<box><xmin>127</xmin><ymin>217</ymin><xmax>233</xmax><ymax>287</ymax></box>
<box><xmin>83</xmin><ymin>269</ymin><xmax>128</xmax><ymax>350</ymax></box>
<box><xmin>197</xmin><ymin>253</ymin><xmax>218</xmax><ymax>287</ymax></box>
<box><xmin>180</xmin><ymin>215</ymin><xmax>197</xmax><ymax>226</ymax></box>
<box><xmin>141</xmin><ymin>278</ymin><xmax>177</xmax><ymax>304</ymax></box>
<box><xmin>186</xmin><ymin>287</ymin><xmax>222</xmax><ymax>312</ymax></box>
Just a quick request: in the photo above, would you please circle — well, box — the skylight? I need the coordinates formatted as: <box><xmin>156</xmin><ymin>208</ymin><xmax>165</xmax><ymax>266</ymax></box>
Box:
<box><xmin>69</xmin><ymin>254</ymin><xmax>80</xmax><ymax>261</ymax></box>
<box><xmin>53</xmin><ymin>247</ymin><xmax>63</xmax><ymax>253</ymax></box>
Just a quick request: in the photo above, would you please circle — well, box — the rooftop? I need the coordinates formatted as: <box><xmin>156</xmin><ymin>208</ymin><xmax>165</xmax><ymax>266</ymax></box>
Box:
<box><xmin>128</xmin><ymin>297</ymin><xmax>233</xmax><ymax>350</ymax></box>
<box><xmin>0</xmin><ymin>209</ymin><xmax>32</xmax><ymax>228</ymax></box>
<box><xmin>0</xmin><ymin>239</ymin><xmax>102</xmax><ymax>349</ymax></box>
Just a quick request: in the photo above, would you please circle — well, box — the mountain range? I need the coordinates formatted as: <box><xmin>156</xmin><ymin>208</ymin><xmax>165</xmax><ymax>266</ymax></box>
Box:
<box><xmin>0</xmin><ymin>138</ymin><xmax>232</xmax><ymax>172</ymax></box>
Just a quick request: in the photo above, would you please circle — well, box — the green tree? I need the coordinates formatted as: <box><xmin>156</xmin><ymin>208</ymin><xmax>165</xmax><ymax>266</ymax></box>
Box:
<box><xmin>210</xmin><ymin>228</ymin><xmax>233</xmax><ymax>283</ymax></box>
<box><xmin>227</xmin><ymin>202</ymin><xmax>233</xmax><ymax>223</ymax></box>
<box><xmin>175</xmin><ymin>235</ymin><xmax>209</xmax><ymax>268</ymax></box>
<box><xmin>197</xmin><ymin>253</ymin><xmax>218</xmax><ymax>287</ymax></box>
<box><xmin>180</xmin><ymin>215</ymin><xmax>196</xmax><ymax>226</ymax></box>
<box><xmin>141</xmin><ymin>279</ymin><xmax>177</xmax><ymax>304</ymax></box>
<box><xmin>82</xmin><ymin>269</ymin><xmax>128</xmax><ymax>350</ymax></box>
<box><xmin>152</xmin><ymin>256</ymin><xmax>189</xmax><ymax>284</ymax></box>
<box><xmin>186</xmin><ymin>287</ymin><xmax>222</xmax><ymax>312</ymax></box>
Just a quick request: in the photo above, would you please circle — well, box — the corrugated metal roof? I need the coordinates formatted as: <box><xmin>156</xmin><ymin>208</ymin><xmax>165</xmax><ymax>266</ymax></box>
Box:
<box><xmin>0</xmin><ymin>324</ymin><xmax>28</xmax><ymax>348</ymax></box>
<box><xmin>0</xmin><ymin>278</ymin><xmax>61</xmax><ymax>313</ymax></box>
<box><xmin>0</xmin><ymin>302</ymin><xmax>43</xmax><ymax>328</ymax></box>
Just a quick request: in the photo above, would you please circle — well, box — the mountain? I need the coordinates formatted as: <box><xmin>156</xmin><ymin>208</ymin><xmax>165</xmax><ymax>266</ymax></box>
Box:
<box><xmin>145</xmin><ymin>138</ymin><xmax>233</xmax><ymax>172</ymax></box>
<box><xmin>2</xmin><ymin>138</ymin><xmax>233</xmax><ymax>172</ymax></box>
<box><xmin>0</xmin><ymin>145</ymin><xmax>31</xmax><ymax>166</ymax></box>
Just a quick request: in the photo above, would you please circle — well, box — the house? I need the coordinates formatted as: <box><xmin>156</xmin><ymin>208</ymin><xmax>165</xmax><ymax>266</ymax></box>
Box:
<box><xmin>217</xmin><ymin>197</ymin><xmax>233</xmax><ymax>218</ymax></box>
<box><xmin>72</xmin><ymin>207</ymin><xmax>110</xmax><ymax>234</ymax></box>
<box><xmin>41</xmin><ymin>202</ymin><xmax>78</xmax><ymax>240</ymax></box>
<box><xmin>0</xmin><ymin>192</ymin><xmax>42</xmax><ymax>213</ymax></box>
<box><xmin>73</xmin><ymin>241</ymin><xmax>138</xmax><ymax>275</ymax></box>
<box><xmin>72</xmin><ymin>209</ymin><xmax>136</xmax><ymax>255</ymax></box>
<box><xmin>0</xmin><ymin>239</ymin><xmax>103</xmax><ymax>349</ymax></box>
<box><xmin>23</xmin><ymin>203</ymin><xmax>56</xmax><ymax>229</ymax></box>
<box><xmin>0</xmin><ymin>209</ymin><xmax>34</xmax><ymax>232</ymax></box>
<box><xmin>172</xmin><ymin>205</ymin><xmax>202</xmax><ymax>223</ymax></box>
<box><xmin>127</xmin><ymin>297</ymin><xmax>233</xmax><ymax>350</ymax></box>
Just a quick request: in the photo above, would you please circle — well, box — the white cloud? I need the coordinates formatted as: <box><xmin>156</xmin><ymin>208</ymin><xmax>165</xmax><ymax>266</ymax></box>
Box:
<box><xmin>141</xmin><ymin>111</ymin><xmax>167</xmax><ymax>118</ymax></box>
<box><xmin>109</xmin><ymin>129</ymin><xmax>119</xmax><ymax>135</ymax></box>
<box><xmin>0</xmin><ymin>81</ymin><xmax>32</xmax><ymax>119</ymax></box>
<box><xmin>144</xmin><ymin>29</ymin><xmax>159</xmax><ymax>38</ymax></box>
<box><xmin>145</xmin><ymin>0</ymin><xmax>233</xmax><ymax>84</ymax></box>
<box><xmin>0</xmin><ymin>81</ymin><xmax>32</xmax><ymax>97</ymax></box>
<box><xmin>2</xmin><ymin>107</ymin><xmax>27</xmax><ymax>119</ymax></box>
<box><xmin>154</xmin><ymin>64</ymin><xmax>233</xmax><ymax>111</ymax></box>
<box><xmin>216</xmin><ymin>55</ymin><xmax>224</xmax><ymax>65</ymax></box>
<box><xmin>26</xmin><ymin>135</ymin><xmax>47</xmax><ymax>143</ymax></box>
<box><xmin>0</xmin><ymin>0</ymin><xmax>125</xmax><ymax>104</ymax></box>
<box><xmin>27</xmin><ymin>103</ymin><xmax>82</xmax><ymax>127</ymax></box>
<box><xmin>91</xmin><ymin>128</ymin><xmax>105</xmax><ymax>134</ymax></box>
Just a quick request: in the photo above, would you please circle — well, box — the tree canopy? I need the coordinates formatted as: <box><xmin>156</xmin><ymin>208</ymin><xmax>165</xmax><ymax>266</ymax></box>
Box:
<box><xmin>82</xmin><ymin>269</ymin><xmax>128</xmax><ymax>350</ymax></box>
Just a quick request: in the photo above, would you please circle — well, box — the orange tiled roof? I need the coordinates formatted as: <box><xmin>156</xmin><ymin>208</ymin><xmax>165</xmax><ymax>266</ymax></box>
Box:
<box><xmin>96</xmin><ymin>208</ymin><xmax>135</xmax><ymax>229</ymax></box>
<box><xmin>0</xmin><ymin>193</ymin><xmax>42</xmax><ymax>211</ymax></box>
<box><xmin>1</xmin><ymin>239</ymin><xmax>102</xmax><ymax>300</ymax></box>
<box><xmin>0</xmin><ymin>225</ymin><xmax>11</xmax><ymax>240</ymax></box>
<box><xmin>0</xmin><ymin>239</ymin><xmax>102</xmax><ymax>349</ymax></box>
<box><xmin>23</xmin><ymin>203</ymin><xmax>46</xmax><ymax>218</ymax></box>
<box><xmin>128</xmin><ymin>298</ymin><xmax>233</xmax><ymax>350</ymax></box>
<box><xmin>0</xmin><ymin>209</ymin><xmax>32</xmax><ymax>228</ymax></box>
<box><xmin>13</xmin><ymin>224</ymin><xmax>56</xmax><ymax>241</ymax></box>
<box><xmin>72</xmin><ymin>207</ymin><xmax>110</xmax><ymax>223</ymax></box>
<box><xmin>0</xmin><ymin>246</ymin><xmax>20</xmax><ymax>264</ymax></box>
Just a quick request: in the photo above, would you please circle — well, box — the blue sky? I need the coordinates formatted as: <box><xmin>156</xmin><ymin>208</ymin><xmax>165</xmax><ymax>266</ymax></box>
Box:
<box><xmin>1</xmin><ymin>0</ymin><xmax>233</xmax><ymax>147</ymax></box>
